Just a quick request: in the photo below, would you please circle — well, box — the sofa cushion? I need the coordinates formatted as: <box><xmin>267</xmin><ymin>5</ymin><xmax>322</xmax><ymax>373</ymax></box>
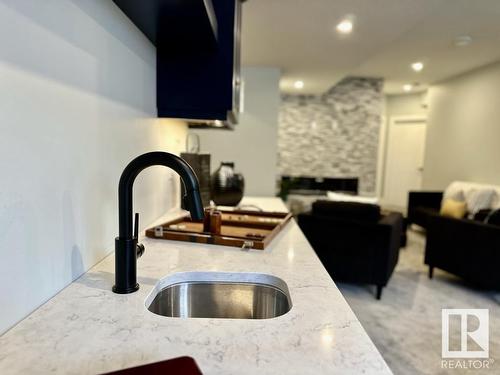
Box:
<box><xmin>440</xmin><ymin>198</ymin><xmax>467</xmax><ymax>219</ymax></box>
<box><xmin>312</xmin><ymin>200</ymin><xmax>381</xmax><ymax>222</ymax></box>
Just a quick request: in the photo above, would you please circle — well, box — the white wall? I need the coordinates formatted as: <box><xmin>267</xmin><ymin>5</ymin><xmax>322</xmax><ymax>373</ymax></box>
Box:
<box><xmin>377</xmin><ymin>92</ymin><xmax>428</xmax><ymax>197</ymax></box>
<box><xmin>423</xmin><ymin>61</ymin><xmax>500</xmax><ymax>189</ymax></box>
<box><xmin>385</xmin><ymin>92</ymin><xmax>427</xmax><ymax>118</ymax></box>
<box><xmin>0</xmin><ymin>0</ymin><xmax>187</xmax><ymax>334</ymax></box>
<box><xmin>191</xmin><ymin>67</ymin><xmax>281</xmax><ymax>197</ymax></box>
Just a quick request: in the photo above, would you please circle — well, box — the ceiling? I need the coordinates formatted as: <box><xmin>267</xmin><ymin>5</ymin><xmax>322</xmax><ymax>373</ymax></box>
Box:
<box><xmin>241</xmin><ymin>0</ymin><xmax>500</xmax><ymax>94</ymax></box>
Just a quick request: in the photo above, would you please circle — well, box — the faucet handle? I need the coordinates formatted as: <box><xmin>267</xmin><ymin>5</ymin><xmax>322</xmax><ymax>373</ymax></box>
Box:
<box><xmin>134</xmin><ymin>212</ymin><xmax>145</xmax><ymax>258</ymax></box>
<box><xmin>134</xmin><ymin>212</ymin><xmax>139</xmax><ymax>239</ymax></box>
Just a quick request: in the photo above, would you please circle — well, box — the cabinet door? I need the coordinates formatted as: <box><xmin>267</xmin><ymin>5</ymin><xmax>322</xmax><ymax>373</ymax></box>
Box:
<box><xmin>157</xmin><ymin>0</ymin><xmax>241</xmax><ymax>126</ymax></box>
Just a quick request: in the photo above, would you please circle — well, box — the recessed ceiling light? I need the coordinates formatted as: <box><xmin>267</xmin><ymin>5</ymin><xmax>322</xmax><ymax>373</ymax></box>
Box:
<box><xmin>294</xmin><ymin>80</ymin><xmax>304</xmax><ymax>89</ymax></box>
<box><xmin>454</xmin><ymin>35</ymin><xmax>472</xmax><ymax>47</ymax></box>
<box><xmin>403</xmin><ymin>84</ymin><xmax>413</xmax><ymax>92</ymax></box>
<box><xmin>336</xmin><ymin>18</ymin><xmax>353</xmax><ymax>34</ymax></box>
<box><xmin>411</xmin><ymin>62</ymin><xmax>424</xmax><ymax>72</ymax></box>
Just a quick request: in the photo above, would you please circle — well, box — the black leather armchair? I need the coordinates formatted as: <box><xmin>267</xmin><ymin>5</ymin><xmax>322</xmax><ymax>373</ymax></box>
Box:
<box><xmin>425</xmin><ymin>213</ymin><xmax>500</xmax><ymax>289</ymax></box>
<box><xmin>298</xmin><ymin>201</ymin><xmax>403</xmax><ymax>299</ymax></box>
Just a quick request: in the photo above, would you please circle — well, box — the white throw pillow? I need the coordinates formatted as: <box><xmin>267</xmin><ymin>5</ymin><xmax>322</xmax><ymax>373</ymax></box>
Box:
<box><xmin>447</xmin><ymin>189</ymin><xmax>465</xmax><ymax>202</ymax></box>
<box><xmin>443</xmin><ymin>183</ymin><xmax>464</xmax><ymax>201</ymax></box>
<box><xmin>465</xmin><ymin>189</ymin><xmax>496</xmax><ymax>216</ymax></box>
<box><xmin>327</xmin><ymin>191</ymin><xmax>379</xmax><ymax>205</ymax></box>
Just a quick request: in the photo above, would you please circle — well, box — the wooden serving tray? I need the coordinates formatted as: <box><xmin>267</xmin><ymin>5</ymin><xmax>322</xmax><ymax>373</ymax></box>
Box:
<box><xmin>145</xmin><ymin>209</ymin><xmax>292</xmax><ymax>250</ymax></box>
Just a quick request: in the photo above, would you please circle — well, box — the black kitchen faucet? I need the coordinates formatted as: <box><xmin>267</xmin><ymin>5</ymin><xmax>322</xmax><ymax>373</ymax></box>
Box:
<box><xmin>113</xmin><ymin>152</ymin><xmax>204</xmax><ymax>294</ymax></box>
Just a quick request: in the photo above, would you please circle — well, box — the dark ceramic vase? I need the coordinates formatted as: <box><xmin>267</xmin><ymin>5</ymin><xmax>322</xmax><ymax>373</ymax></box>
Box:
<box><xmin>211</xmin><ymin>162</ymin><xmax>244</xmax><ymax>206</ymax></box>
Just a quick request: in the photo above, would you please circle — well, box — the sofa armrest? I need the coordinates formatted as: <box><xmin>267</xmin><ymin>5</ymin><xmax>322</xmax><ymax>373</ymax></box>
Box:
<box><xmin>425</xmin><ymin>214</ymin><xmax>500</xmax><ymax>288</ymax></box>
<box><xmin>407</xmin><ymin>191</ymin><xmax>443</xmax><ymax>225</ymax></box>
<box><xmin>427</xmin><ymin>214</ymin><xmax>500</xmax><ymax>246</ymax></box>
<box><xmin>408</xmin><ymin>191</ymin><xmax>443</xmax><ymax>211</ymax></box>
<box><xmin>375</xmin><ymin>213</ymin><xmax>403</xmax><ymax>284</ymax></box>
<box><xmin>379</xmin><ymin>212</ymin><xmax>402</xmax><ymax>226</ymax></box>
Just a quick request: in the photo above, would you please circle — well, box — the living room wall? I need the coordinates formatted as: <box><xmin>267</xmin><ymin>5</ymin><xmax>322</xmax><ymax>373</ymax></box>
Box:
<box><xmin>278</xmin><ymin>77</ymin><xmax>384</xmax><ymax>193</ymax></box>
<box><xmin>423</xmin><ymin>61</ymin><xmax>500</xmax><ymax>189</ymax></box>
<box><xmin>191</xmin><ymin>67</ymin><xmax>280</xmax><ymax>196</ymax></box>
<box><xmin>385</xmin><ymin>92</ymin><xmax>427</xmax><ymax>117</ymax></box>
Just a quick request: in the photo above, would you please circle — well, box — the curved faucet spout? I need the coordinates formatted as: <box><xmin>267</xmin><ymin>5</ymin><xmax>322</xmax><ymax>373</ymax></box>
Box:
<box><xmin>113</xmin><ymin>151</ymin><xmax>204</xmax><ymax>294</ymax></box>
<box><xmin>118</xmin><ymin>151</ymin><xmax>204</xmax><ymax>238</ymax></box>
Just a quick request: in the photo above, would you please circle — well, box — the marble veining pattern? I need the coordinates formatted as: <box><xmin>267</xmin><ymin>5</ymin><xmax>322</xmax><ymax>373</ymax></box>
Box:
<box><xmin>0</xmin><ymin>198</ymin><xmax>391</xmax><ymax>375</ymax></box>
<box><xmin>278</xmin><ymin>77</ymin><xmax>384</xmax><ymax>193</ymax></box>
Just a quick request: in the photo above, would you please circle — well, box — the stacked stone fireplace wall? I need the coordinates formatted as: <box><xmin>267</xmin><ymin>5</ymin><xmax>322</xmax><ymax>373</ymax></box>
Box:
<box><xmin>278</xmin><ymin>77</ymin><xmax>384</xmax><ymax>193</ymax></box>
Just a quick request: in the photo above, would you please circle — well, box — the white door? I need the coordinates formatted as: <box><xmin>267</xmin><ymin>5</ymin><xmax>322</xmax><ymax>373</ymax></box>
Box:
<box><xmin>382</xmin><ymin>116</ymin><xmax>427</xmax><ymax>211</ymax></box>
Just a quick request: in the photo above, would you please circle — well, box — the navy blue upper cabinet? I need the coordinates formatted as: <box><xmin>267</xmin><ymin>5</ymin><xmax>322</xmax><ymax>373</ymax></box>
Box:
<box><xmin>113</xmin><ymin>0</ymin><xmax>218</xmax><ymax>51</ymax></box>
<box><xmin>114</xmin><ymin>0</ymin><xmax>243</xmax><ymax>128</ymax></box>
<box><xmin>157</xmin><ymin>0</ymin><xmax>242</xmax><ymax>127</ymax></box>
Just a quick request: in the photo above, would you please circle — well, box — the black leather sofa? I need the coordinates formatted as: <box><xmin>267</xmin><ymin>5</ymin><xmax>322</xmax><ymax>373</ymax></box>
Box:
<box><xmin>298</xmin><ymin>201</ymin><xmax>403</xmax><ymax>299</ymax></box>
<box><xmin>408</xmin><ymin>190</ymin><xmax>500</xmax><ymax>289</ymax></box>
<box><xmin>425</xmin><ymin>210</ymin><xmax>500</xmax><ymax>289</ymax></box>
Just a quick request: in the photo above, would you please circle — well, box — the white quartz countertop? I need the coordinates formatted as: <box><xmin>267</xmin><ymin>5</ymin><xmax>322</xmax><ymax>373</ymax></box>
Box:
<box><xmin>0</xmin><ymin>197</ymin><xmax>391</xmax><ymax>374</ymax></box>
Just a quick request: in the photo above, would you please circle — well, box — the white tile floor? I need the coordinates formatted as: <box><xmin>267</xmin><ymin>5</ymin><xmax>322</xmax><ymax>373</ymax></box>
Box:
<box><xmin>338</xmin><ymin>230</ymin><xmax>500</xmax><ymax>375</ymax></box>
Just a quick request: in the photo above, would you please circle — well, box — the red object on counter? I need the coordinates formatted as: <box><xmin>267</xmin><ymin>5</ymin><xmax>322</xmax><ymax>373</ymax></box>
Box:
<box><xmin>101</xmin><ymin>356</ymin><xmax>203</xmax><ymax>375</ymax></box>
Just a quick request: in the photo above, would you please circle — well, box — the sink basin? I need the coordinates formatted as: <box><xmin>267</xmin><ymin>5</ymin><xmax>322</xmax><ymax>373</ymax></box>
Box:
<box><xmin>145</xmin><ymin>272</ymin><xmax>292</xmax><ymax>319</ymax></box>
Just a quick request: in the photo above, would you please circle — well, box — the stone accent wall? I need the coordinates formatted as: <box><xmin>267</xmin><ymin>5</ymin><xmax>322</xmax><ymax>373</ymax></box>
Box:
<box><xmin>278</xmin><ymin>77</ymin><xmax>384</xmax><ymax>193</ymax></box>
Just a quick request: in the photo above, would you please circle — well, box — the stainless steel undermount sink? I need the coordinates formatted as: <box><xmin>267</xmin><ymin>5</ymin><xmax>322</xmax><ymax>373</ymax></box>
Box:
<box><xmin>145</xmin><ymin>272</ymin><xmax>292</xmax><ymax>319</ymax></box>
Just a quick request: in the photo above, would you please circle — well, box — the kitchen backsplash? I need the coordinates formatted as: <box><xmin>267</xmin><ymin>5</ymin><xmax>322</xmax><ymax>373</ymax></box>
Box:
<box><xmin>0</xmin><ymin>0</ymin><xmax>187</xmax><ymax>334</ymax></box>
